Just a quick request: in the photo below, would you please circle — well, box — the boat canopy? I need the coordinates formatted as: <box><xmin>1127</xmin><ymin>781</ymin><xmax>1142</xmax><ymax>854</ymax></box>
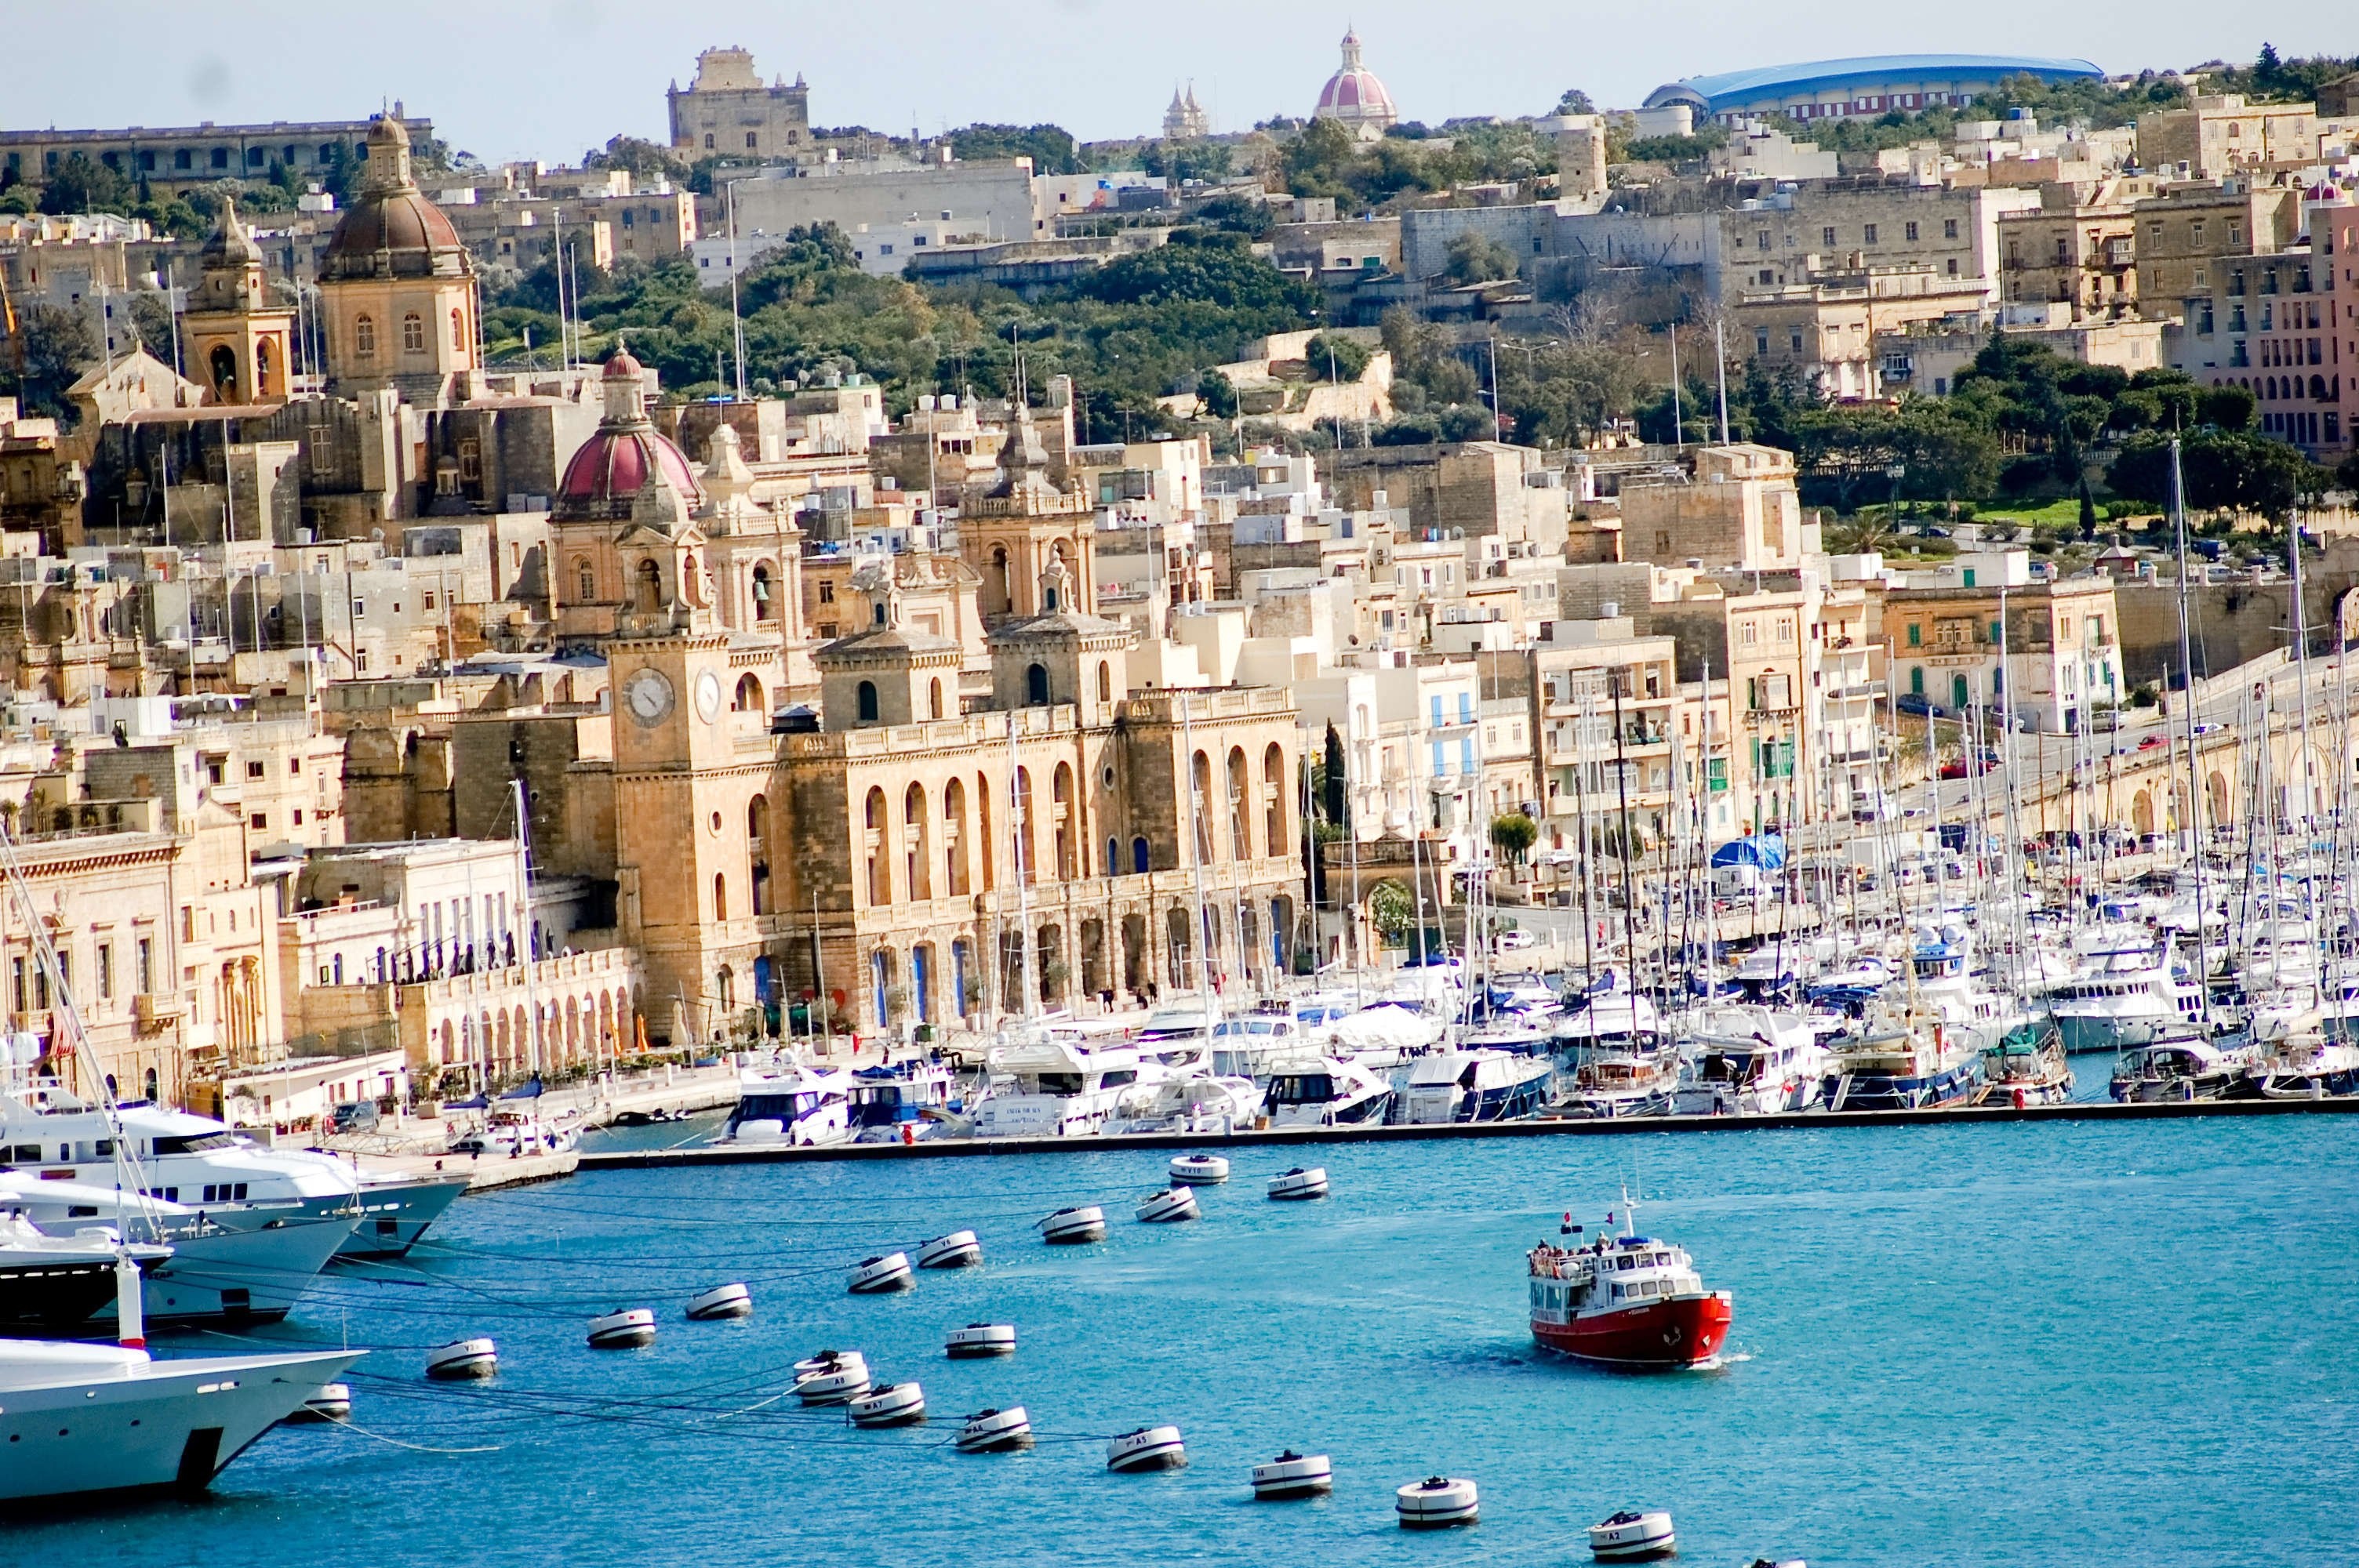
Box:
<box><xmin>1710</xmin><ymin>834</ymin><xmax>1786</xmax><ymax>869</ymax></box>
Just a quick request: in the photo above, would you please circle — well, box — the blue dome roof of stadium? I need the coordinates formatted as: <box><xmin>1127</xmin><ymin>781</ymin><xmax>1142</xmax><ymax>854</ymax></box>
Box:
<box><xmin>1645</xmin><ymin>53</ymin><xmax>2104</xmax><ymax>113</ymax></box>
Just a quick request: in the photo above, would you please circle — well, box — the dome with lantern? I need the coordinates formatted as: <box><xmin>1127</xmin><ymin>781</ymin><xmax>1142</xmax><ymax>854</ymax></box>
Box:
<box><xmin>1314</xmin><ymin>30</ymin><xmax>1398</xmax><ymax>131</ymax></box>
<box><xmin>554</xmin><ymin>346</ymin><xmax>706</xmax><ymax>520</ymax></box>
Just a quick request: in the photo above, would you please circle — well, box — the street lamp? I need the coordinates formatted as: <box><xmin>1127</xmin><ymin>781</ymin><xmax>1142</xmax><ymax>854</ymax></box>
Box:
<box><xmin>1885</xmin><ymin>462</ymin><xmax>1906</xmax><ymax>530</ymax></box>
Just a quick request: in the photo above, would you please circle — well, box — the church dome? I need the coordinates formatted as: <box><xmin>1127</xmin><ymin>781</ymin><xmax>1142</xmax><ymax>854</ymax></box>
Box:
<box><xmin>558</xmin><ymin>428</ymin><xmax>704</xmax><ymax>507</ymax></box>
<box><xmin>322</xmin><ymin>115</ymin><xmax>469</xmax><ymax>281</ymax></box>
<box><xmin>1315</xmin><ymin>30</ymin><xmax>1398</xmax><ymax>126</ymax></box>
<box><xmin>556</xmin><ymin>347</ymin><xmax>704</xmax><ymax>512</ymax></box>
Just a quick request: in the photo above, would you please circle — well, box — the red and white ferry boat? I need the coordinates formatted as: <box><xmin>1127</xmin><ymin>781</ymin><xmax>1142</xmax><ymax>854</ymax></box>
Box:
<box><xmin>1527</xmin><ymin>1200</ymin><xmax>1732</xmax><ymax>1368</ymax></box>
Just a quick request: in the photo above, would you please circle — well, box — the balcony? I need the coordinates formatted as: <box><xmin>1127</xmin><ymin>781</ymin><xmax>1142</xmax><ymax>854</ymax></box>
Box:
<box><xmin>135</xmin><ymin>993</ymin><xmax>182</xmax><ymax>1033</ymax></box>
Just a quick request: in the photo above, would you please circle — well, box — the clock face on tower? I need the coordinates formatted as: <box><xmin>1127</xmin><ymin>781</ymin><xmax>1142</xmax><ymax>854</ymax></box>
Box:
<box><xmin>695</xmin><ymin>670</ymin><xmax>724</xmax><ymax>724</ymax></box>
<box><xmin>623</xmin><ymin>667</ymin><xmax>675</xmax><ymax>727</ymax></box>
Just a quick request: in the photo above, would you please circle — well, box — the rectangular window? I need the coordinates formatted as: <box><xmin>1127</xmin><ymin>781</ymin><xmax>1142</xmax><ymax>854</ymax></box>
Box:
<box><xmin>1943</xmin><ymin>218</ymin><xmax>1958</xmax><ymax>239</ymax></box>
<box><xmin>1906</xmin><ymin>623</ymin><xmax>1921</xmax><ymax>647</ymax></box>
<box><xmin>136</xmin><ymin>937</ymin><xmax>153</xmax><ymax>994</ymax></box>
<box><xmin>1863</xmin><ymin>223</ymin><xmax>1877</xmax><ymax>245</ymax></box>
<box><xmin>96</xmin><ymin>944</ymin><xmax>112</xmax><ymax>1002</ymax></box>
<box><xmin>1822</xmin><ymin>226</ymin><xmax>1836</xmax><ymax>247</ymax></box>
<box><xmin>1430</xmin><ymin>741</ymin><xmax>1447</xmax><ymax>776</ymax></box>
<box><xmin>1905</xmin><ymin>221</ymin><xmax>1919</xmax><ymax>241</ymax></box>
<box><xmin>1429</xmin><ymin>695</ymin><xmax>1443</xmax><ymax>727</ymax></box>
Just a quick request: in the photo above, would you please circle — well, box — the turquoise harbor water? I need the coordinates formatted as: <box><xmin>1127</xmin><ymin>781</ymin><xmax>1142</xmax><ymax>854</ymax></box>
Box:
<box><xmin>17</xmin><ymin>1117</ymin><xmax>2357</xmax><ymax>1566</ymax></box>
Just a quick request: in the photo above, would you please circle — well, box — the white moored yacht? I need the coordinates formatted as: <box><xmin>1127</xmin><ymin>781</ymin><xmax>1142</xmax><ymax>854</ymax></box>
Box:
<box><xmin>1398</xmin><ymin>1046</ymin><xmax>1552</xmax><ymax>1123</ymax></box>
<box><xmin>0</xmin><ymin>1174</ymin><xmax>356</xmax><ymax>1330</ymax></box>
<box><xmin>714</xmin><ymin>1065</ymin><xmax>852</xmax><ymax>1146</ymax></box>
<box><xmin>0</xmin><ymin>1260</ymin><xmax>363</xmax><ymax>1507</ymax></box>
<box><xmin>2037</xmin><ymin>944</ymin><xmax>2203</xmax><ymax>1054</ymax></box>
<box><xmin>969</xmin><ymin>1032</ymin><xmax>1144</xmax><ymax>1138</ymax></box>
<box><xmin>1262</xmin><ymin>1056</ymin><xmax>1394</xmax><ymax>1128</ymax></box>
<box><xmin>1676</xmin><ymin>1006</ymin><xmax>1825</xmax><ymax>1116</ymax></box>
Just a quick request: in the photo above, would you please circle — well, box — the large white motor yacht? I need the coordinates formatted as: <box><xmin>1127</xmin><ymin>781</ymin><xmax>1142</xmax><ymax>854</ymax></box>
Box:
<box><xmin>969</xmin><ymin>1031</ymin><xmax>1145</xmax><ymax>1138</ymax></box>
<box><xmin>714</xmin><ymin>1065</ymin><xmax>853</xmax><ymax>1146</ymax></box>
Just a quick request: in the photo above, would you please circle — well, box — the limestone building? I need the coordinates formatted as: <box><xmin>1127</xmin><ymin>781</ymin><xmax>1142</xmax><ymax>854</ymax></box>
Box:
<box><xmin>668</xmin><ymin>47</ymin><xmax>811</xmax><ymax>159</ymax></box>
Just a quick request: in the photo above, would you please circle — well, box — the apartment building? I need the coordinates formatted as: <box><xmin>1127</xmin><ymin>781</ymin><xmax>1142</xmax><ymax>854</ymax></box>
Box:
<box><xmin>1995</xmin><ymin>177</ymin><xmax>2155</xmax><ymax>320</ymax></box>
<box><xmin>1881</xmin><ymin>552</ymin><xmax>2123</xmax><ymax>734</ymax></box>
<box><xmin>1734</xmin><ymin>263</ymin><xmax>1990</xmax><ymax>398</ymax></box>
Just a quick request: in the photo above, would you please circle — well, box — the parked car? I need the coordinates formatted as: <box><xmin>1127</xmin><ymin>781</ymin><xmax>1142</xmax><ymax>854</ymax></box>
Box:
<box><xmin>330</xmin><ymin>1100</ymin><xmax>380</xmax><ymax>1134</ymax></box>
<box><xmin>1495</xmin><ymin>928</ymin><xmax>1536</xmax><ymax>952</ymax></box>
<box><xmin>2136</xmin><ymin>732</ymin><xmax>2169</xmax><ymax>751</ymax></box>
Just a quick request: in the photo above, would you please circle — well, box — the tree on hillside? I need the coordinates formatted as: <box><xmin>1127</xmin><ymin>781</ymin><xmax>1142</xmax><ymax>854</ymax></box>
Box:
<box><xmin>1439</xmin><ymin>230</ymin><xmax>1518</xmax><ymax>287</ymax></box>
<box><xmin>2108</xmin><ymin>430</ymin><xmax>2326</xmax><ymax>521</ymax></box>
<box><xmin>0</xmin><ymin>303</ymin><xmax>98</xmax><ymax>417</ymax></box>
<box><xmin>37</xmin><ymin>154</ymin><xmax>131</xmax><ymax>216</ymax></box>
<box><xmin>949</xmin><ymin>123</ymin><xmax>1084</xmax><ymax>176</ymax></box>
<box><xmin>1555</xmin><ymin>89</ymin><xmax>1596</xmax><ymax>115</ymax></box>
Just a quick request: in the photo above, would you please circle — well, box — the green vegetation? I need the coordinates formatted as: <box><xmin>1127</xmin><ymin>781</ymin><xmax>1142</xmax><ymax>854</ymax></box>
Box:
<box><xmin>479</xmin><ymin>222</ymin><xmax>1322</xmax><ymax>445</ymax></box>
<box><xmin>1489</xmin><ymin>811</ymin><xmax>1538</xmax><ymax>866</ymax></box>
<box><xmin>947</xmin><ymin>124</ymin><xmax>1084</xmax><ymax>176</ymax></box>
<box><xmin>1140</xmin><ymin>140</ymin><xmax>1234</xmax><ymax>185</ymax></box>
<box><xmin>2107</xmin><ymin>430</ymin><xmax>2328</xmax><ymax>521</ymax></box>
<box><xmin>1765</xmin><ymin>71</ymin><xmax>2188</xmax><ymax>151</ymax></box>
<box><xmin>1282</xmin><ymin>117</ymin><xmax>1557</xmax><ymax>212</ymax></box>
<box><xmin>2205</xmin><ymin>44</ymin><xmax>2359</xmax><ymax>103</ymax></box>
<box><xmin>1618</xmin><ymin>129</ymin><xmax>1729</xmax><ymax>165</ymax></box>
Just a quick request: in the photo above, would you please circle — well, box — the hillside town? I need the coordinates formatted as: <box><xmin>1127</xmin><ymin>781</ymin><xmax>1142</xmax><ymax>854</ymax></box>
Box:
<box><xmin>0</xmin><ymin>35</ymin><xmax>2354</xmax><ymax>1134</ymax></box>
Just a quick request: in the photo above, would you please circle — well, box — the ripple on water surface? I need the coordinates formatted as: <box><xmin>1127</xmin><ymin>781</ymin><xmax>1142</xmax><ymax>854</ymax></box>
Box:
<box><xmin>25</xmin><ymin>1117</ymin><xmax>2359</xmax><ymax>1568</ymax></box>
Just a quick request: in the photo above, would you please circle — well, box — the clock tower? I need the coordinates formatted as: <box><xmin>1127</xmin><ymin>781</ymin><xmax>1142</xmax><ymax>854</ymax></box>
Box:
<box><xmin>610</xmin><ymin>628</ymin><xmax>781</xmax><ymax>1043</ymax></box>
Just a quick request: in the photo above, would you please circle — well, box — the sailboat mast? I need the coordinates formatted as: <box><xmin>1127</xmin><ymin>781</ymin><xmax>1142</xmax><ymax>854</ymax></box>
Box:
<box><xmin>2169</xmin><ymin>438</ymin><xmax>2210</xmax><ymax>1020</ymax></box>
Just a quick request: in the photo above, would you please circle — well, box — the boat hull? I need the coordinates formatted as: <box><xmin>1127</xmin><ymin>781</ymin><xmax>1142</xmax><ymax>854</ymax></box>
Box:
<box><xmin>1825</xmin><ymin>1058</ymin><xmax>1982</xmax><ymax>1112</ymax></box>
<box><xmin>336</xmin><ymin>1177</ymin><xmax>468</xmax><ymax>1260</ymax></box>
<box><xmin>1532</xmin><ymin>1292</ymin><xmax>1732</xmax><ymax>1368</ymax></box>
<box><xmin>0</xmin><ymin>1348</ymin><xmax>364</xmax><ymax>1508</ymax></box>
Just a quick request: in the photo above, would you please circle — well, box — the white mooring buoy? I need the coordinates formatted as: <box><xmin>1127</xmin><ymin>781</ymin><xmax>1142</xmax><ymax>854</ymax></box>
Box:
<box><xmin>793</xmin><ymin>1349</ymin><xmax>871</xmax><ymax>1405</ymax></box>
<box><xmin>945</xmin><ymin>1322</ymin><xmax>1016</xmax><ymax>1359</ymax></box>
<box><xmin>916</xmin><ymin>1229</ymin><xmax>982</xmax><ymax>1269</ymax></box>
<box><xmin>288</xmin><ymin>1382</ymin><xmax>352</xmax><ymax>1424</ymax></box>
<box><xmin>1106</xmin><ymin>1425</ymin><xmax>1187</xmax><ymax>1472</ymax></box>
<box><xmin>1134</xmin><ymin>1187</ymin><xmax>1199</xmax><ymax>1224</ymax></box>
<box><xmin>847</xmin><ymin>1381</ymin><xmax>928</xmax><ymax>1428</ymax></box>
<box><xmin>1169</xmin><ymin>1152</ymin><xmax>1230</xmax><ymax>1185</ymax></box>
<box><xmin>1396</xmin><ymin>1475</ymin><xmax>1479</xmax><ymax>1529</ymax></box>
<box><xmin>1589</xmin><ymin>1508</ymin><xmax>1677</xmax><ymax>1561</ymax></box>
<box><xmin>1267</xmin><ymin>1166</ymin><xmax>1329</xmax><ymax>1201</ymax></box>
<box><xmin>587</xmin><ymin>1308</ymin><xmax>657</xmax><ymax>1349</ymax></box>
<box><xmin>1038</xmin><ymin>1205</ymin><xmax>1108</xmax><ymax>1244</ymax></box>
<box><xmin>954</xmin><ymin>1406</ymin><xmax>1034</xmax><ymax>1453</ymax></box>
<box><xmin>424</xmin><ymin>1338</ymin><xmax>498</xmax><ymax>1380</ymax></box>
<box><xmin>1250</xmin><ymin>1450</ymin><xmax>1332</xmax><ymax>1500</ymax></box>
<box><xmin>846</xmin><ymin>1251</ymin><xmax>914</xmax><ymax>1294</ymax></box>
<box><xmin>685</xmin><ymin>1283</ymin><xmax>753</xmax><ymax>1320</ymax></box>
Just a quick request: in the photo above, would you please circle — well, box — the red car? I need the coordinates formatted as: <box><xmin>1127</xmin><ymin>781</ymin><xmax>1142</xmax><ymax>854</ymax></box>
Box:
<box><xmin>2136</xmin><ymin>733</ymin><xmax>2168</xmax><ymax>751</ymax></box>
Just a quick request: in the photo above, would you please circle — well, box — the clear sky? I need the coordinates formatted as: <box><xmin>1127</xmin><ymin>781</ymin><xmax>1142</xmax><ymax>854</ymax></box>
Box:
<box><xmin>0</xmin><ymin>2</ymin><xmax>2341</xmax><ymax>165</ymax></box>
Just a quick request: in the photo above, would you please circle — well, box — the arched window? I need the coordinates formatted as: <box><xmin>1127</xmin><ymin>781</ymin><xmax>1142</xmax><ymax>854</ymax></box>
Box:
<box><xmin>1263</xmin><ymin>742</ymin><xmax>1288</xmax><ymax>855</ymax></box>
<box><xmin>929</xmin><ymin>677</ymin><xmax>944</xmax><ymax>720</ymax></box>
<box><xmin>1097</xmin><ymin>660</ymin><xmax>1112</xmax><ymax>704</ymax></box>
<box><xmin>1012</xmin><ymin>766</ymin><xmax>1036</xmax><ymax>880</ymax></box>
<box><xmin>575</xmin><ymin>558</ymin><xmax>594</xmax><ymax>601</ymax></box>
<box><xmin>635</xmin><ymin>559</ymin><xmax>662</xmax><ymax>611</ymax></box>
<box><xmin>748</xmin><ymin>794</ymin><xmax>769</xmax><ymax>842</ymax></box>
<box><xmin>450</xmin><ymin>307</ymin><xmax>466</xmax><ymax>350</ymax></box>
<box><xmin>1026</xmin><ymin>662</ymin><xmax>1050</xmax><ymax>706</ymax></box>
<box><xmin>1190</xmin><ymin>750</ymin><xmax>1216</xmax><ymax>862</ymax></box>
<box><xmin>733</xmin><ymin>673</ymin><xmax>762</xmax><ymax>712</ymax></box>
<box><xmin>1107</xmin><ymin>837</ymin><xmax>1121</xmax><ymax>877</ymax></box>
<box><xmin>402</xmin><ymin>313</ymin><xmax>425</xmax><ymax>353</ymax></box>
<box><xmin>856</xmin><ymin>681</ymin><xmax>879</xmax><ymax>723</ymax></box>
<box><xmin>704</xmin><ymin>132</ymin><xmax>715</xmax><ymax>150</ymax></box>
<box><xmin>944</xmin><ymin>779</ymin><xmax>971</xmax><ymax>896</ymax></box>
<box><xmin>1052</xmin><ymin>762</ymin><xmax>1077</xmax><ymax>879</ymax></box>
<box><xmin>1227</xmin><ymin>746</ymin><xmax>1252</xmax><ymax>859</ymax></box>
<box><xmin>864</xmin><ymin>786</ymin><xmax>892</xmax><ymax>904</ymax></box>
<box><xmin>751</xmin><ymin>564</ymin><xmax>775</xmax><ymax>619</ymax></box>
<box><xmin>354</xmin><ymin>315</ymin><xmax>376</xmax><ymax>357</ymax></box>
<box><xmin>209</xmin><ymin>343</ymin><xmax>238</xmax><ymax>400</ymax></box>
<box><xmin>1133</xmin><ymin>836</ymin><xmax>1150</xmax><ymax>874</ymax></box>
<box><xmin>254</xmin><ymin>339</ymin><xmax>272</xmax><ymax>390</ymax></box>
<box><xmin>713</xmin><ymin>873</ymin><xmax>729</xmax><ymax>921</ymax></box>
<box><xmin>904</xmin><ymin>782</ymin><xmax>932</xmax><ymax>899</ymax></box>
